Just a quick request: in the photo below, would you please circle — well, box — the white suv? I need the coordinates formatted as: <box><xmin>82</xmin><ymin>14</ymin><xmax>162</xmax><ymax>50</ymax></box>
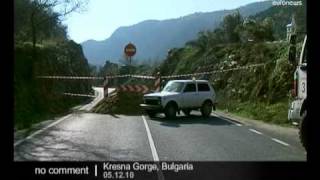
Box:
<box><xmin>140</xmin><ymin>80</ymin><xmax>216</xmax><ymax>118</ymax></box>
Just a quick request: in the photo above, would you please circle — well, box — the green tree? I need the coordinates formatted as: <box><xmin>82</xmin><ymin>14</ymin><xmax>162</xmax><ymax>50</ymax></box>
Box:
<box><xmin>210</xmin><ymin>28</ymin><xmax>225</xmax><ymax>44</ymax></box>
<box><xmin>186</xmin><ymin>31</ymin><xmax>210</xmax><ymax>53</ymax></box>
<box><xmin>15</xmin><ymin>0</ymin><xmax>88</xmax><ymax>77</ymax></box>
<box><xmin>261</xmin><ymin>17</ymin><xmax>275</xmax><ymax>41</ymax></box>
<box><xmin>239</xmin><ymin>17</ymin><xmax>274</xmax><ymax>42</ymax></box>
<box><xmin>221</xmin><ymin>11</ymin><xmax>243</xmax><ymax>43</ymax></box>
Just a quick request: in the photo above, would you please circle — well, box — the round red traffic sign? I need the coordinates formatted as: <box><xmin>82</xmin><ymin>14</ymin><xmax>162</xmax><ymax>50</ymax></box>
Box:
<box><xmin>124</xmin><ymin>43</ymin><xmax>136</xmax><ymax>57</ymax></box>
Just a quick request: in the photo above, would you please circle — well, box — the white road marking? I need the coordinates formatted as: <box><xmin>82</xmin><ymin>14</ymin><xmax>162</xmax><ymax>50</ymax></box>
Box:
<box><xmin>212</xmin><ymin>113</ymin><xmax>292</xmax><ymax>148</ymax></box>
<box><xmin>212</xmin><ymin>112</ymin><xmax>243</xmax><ymax>126</ymax></box>
<box><xmin>249</xmin><ymin>128</ymin><xmax>263</xmax><ymax>135</ymax></box>
<box><xmin>218</xmin><ymin>116</ymin><xmax>242</xmax><ymax>126</ymax></box>
<box><xmin>14</xmin><ymin>114</ymin><xmax>73</xmax><ymax>147</ymax></box>
<box><xmin>142</xmin><ymin>115</ymin><xmax>159</xmax><ymax>161</ymax></box>
<box><xmin>95</xmin><ymin>165</ymin><xmax>97</xmax><ymax>177</ymax></box>
<box><xmin>271</xmin><ymin>138</ymin><xmax>290</xmax><ymax>146</ymax></box>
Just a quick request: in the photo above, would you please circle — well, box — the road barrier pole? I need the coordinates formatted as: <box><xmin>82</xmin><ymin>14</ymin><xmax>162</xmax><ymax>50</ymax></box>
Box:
<box><xmin>103</xmin><ymin>77</ymin><xmax>109</xmax><ymax>98</ymax></box>
<box><xmin>154</xmin><ymin>72</ymin><xmax>161</xmax><ymax>92</ymax></box>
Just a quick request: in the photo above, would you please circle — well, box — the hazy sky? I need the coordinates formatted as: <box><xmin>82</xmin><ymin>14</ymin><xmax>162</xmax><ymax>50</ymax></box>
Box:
<box><xmin>62</xmin><ymin>0</ymin><xmax>264</xmax><ymax>43</ymax></box>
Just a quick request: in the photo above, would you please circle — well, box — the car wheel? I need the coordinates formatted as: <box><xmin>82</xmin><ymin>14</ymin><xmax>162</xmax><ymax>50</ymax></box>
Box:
<box><xmin>201</xmin><ymin>101</ymin><xmax>212</xmax><ymax>117</ymax></box>
<box><xmin>146</xmin><ymin>110</ymin><xmax>156</xmax><ymax>118</ymax></box>
<box><xmin>182</xmin><ymin>109</ymin><xmax>191</xmax><ymax>116</ymax></box>
<box><xmin>165</xmin><ymin>103</ymin><xmax>177</xmax><ymax>119</ymax></box>
<box><xmin>299</xmin><ymin>111</ymin><xmax>308</xmax><ymax>151</ymax></box>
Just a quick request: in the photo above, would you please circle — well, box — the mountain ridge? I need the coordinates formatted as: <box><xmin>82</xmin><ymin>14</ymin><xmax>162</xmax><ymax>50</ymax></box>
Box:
<box><xmin>81</xmin><ymin>1</ymin><xmax>272</xmax><ymax>66</ymax></box>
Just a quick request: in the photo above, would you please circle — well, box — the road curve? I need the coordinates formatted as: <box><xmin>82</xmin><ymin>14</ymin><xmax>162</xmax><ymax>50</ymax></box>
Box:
<box><xmin>14</xmin><ymin>87</ymin><xmax>306</xmax><ymax>161</ymax></box>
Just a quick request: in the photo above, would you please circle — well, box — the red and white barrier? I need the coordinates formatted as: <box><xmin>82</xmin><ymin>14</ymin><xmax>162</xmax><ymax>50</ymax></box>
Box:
<box><xmin>62</xmin><ymin>93</ymin><xmax>96</xmax><ymax>98</ymax></box>
<box><xmin>37</xmin><ymin>76</ymin><xmax>104</xmax><ymax>80</ymax></box>
<box><xmin>154</xmin><ymin>72</ymin><xmax>161</xmax><ymax>92</ymax></box>
<box><xmin>118</xmin><ymin>85</ymin><xmax>149</xmax><ymax>94</ymax></box>
<box><xmin>37</xmin><ymin>63</ymin><xmax>269</xmax><ymax>97</ymax></box>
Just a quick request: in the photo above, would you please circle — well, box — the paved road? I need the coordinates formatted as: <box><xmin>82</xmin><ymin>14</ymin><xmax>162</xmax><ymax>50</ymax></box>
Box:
<box><xmin>14</xmin><ymin>89</ymin><xmax>306</xmax><ymax>161</ymax></box>
<box><xmin>14</xmin><ymin>113</ymin><xmax>153</xmax><ymax>161</ymax></box>
<box><xmin>79</xmin><ymin>87</ymin><xmax>116</xmax><ymax>111</ymax></box>
<box><xmin>146</xmin><ymin>112</ymin><xmax>305</xmax><ymax>161</ymax></box>
<box><xmin>14</xmin><ymin>113</ymin><xmax>306</xmax><ymax>161</ymax></box>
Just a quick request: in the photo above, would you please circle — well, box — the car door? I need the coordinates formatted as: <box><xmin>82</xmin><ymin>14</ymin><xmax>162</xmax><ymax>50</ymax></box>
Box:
<box><xmin>197</xmin><ymin>82</ymin><xmax>212</xmax><ymax>106</ymax></box>
<box><xmin>181</xmin><ymin>82</ymin><xmax>197</xmax><ymax>108</ymax></box>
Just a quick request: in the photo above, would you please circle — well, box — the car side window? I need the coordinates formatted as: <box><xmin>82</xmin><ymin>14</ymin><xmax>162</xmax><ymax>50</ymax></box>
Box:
<box><xmin>183</xmin><ymin>83</ymin><xmax>196</xmax><ymax>92</ymax></box>
<box><xmin>198</xmin><ymin>83</ymin><xmax>210</xmax><ymax>91</ymax></box>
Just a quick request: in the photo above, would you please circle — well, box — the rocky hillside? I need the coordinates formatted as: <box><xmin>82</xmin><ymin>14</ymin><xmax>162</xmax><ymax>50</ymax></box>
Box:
<box><xmin>156</xmin><ymin>1</ymin><xmax>306</xmax><ymax>124</ymax></box>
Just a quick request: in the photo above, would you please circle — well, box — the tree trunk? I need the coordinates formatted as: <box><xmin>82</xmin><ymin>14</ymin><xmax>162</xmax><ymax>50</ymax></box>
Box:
<box><xmin>31</xmin><ymin>11</ymin><xmax>37</xmax><ymax>79</ymax></box>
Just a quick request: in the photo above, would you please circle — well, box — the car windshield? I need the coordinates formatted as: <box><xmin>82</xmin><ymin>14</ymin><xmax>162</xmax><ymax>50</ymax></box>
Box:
<box><xmin>162</xmin><ymin>82</ymin><xmax>184</xmax><ymax>92</ymax></box>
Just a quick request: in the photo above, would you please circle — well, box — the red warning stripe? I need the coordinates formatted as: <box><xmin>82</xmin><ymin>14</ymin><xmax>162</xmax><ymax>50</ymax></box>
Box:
<box><xmin>117</xmin><ymin>85</ymin><xmax>150</xmax><ymax>93</ymax></box>
<box><xmin>120</xmin><ymin>85</ymin><xmax>127</xmax><ymax>92</ymax></box>
<box><xmin>141</xmin><ymin>85</ymin><xmax>149</xmax><ymax>94</ymax></box>
<box><xmin>154</xmin><ymin>77</ymin><xmax>161</xmax><ymax>91</ymax></box>
<box><xmin>128</xmin><ymin>85</ymin><xmax>135</xmax><ymax>92</ymax></box>
<box><xmin>135</xmin><ymin>85</ymin><xmax>142</xmax><ymax>92</ymax></box>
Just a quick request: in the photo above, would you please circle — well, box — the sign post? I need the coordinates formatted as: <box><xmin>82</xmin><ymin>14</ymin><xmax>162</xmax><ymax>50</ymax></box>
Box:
<box><xmin>124</xmin><ymin>42</ymin><xmax>136</xmax><ymax>74</ymax></box>
<box><xmin>103</xmin><ymin>77</ymin><xmax>108</xmax><ymax>98</ymax></box>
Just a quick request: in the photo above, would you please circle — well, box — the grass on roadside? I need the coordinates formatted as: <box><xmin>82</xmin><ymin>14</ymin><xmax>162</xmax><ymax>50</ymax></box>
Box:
<box><xmin>217</xmin><ymin>100</ymin><xmax>291</xmax><ymax>126</ymax></box>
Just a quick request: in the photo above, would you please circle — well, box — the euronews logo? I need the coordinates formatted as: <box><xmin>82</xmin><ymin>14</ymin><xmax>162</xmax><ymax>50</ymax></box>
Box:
<box><xmin>272</xmin><ymin>0</ymin><xmax>303</xmax><ymax>6</ymax></box>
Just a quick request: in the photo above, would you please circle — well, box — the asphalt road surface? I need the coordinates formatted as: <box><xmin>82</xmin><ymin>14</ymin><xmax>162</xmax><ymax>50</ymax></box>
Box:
<box><xmin>79</xmin><ymin>87</ymin><xmax>116</xmax><ymax>111</ymax></box>
<box><xmin>14</xmin><ymin>89</ymin><xmax>306</xmax><ymax>161</ymax></box>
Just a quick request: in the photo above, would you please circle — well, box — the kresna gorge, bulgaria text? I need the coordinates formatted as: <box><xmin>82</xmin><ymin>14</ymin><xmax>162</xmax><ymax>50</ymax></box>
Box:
<box><xmin>104</xmin><ymin>162</ymin><xmax>194</xmax><ymax>172</ymax></box>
